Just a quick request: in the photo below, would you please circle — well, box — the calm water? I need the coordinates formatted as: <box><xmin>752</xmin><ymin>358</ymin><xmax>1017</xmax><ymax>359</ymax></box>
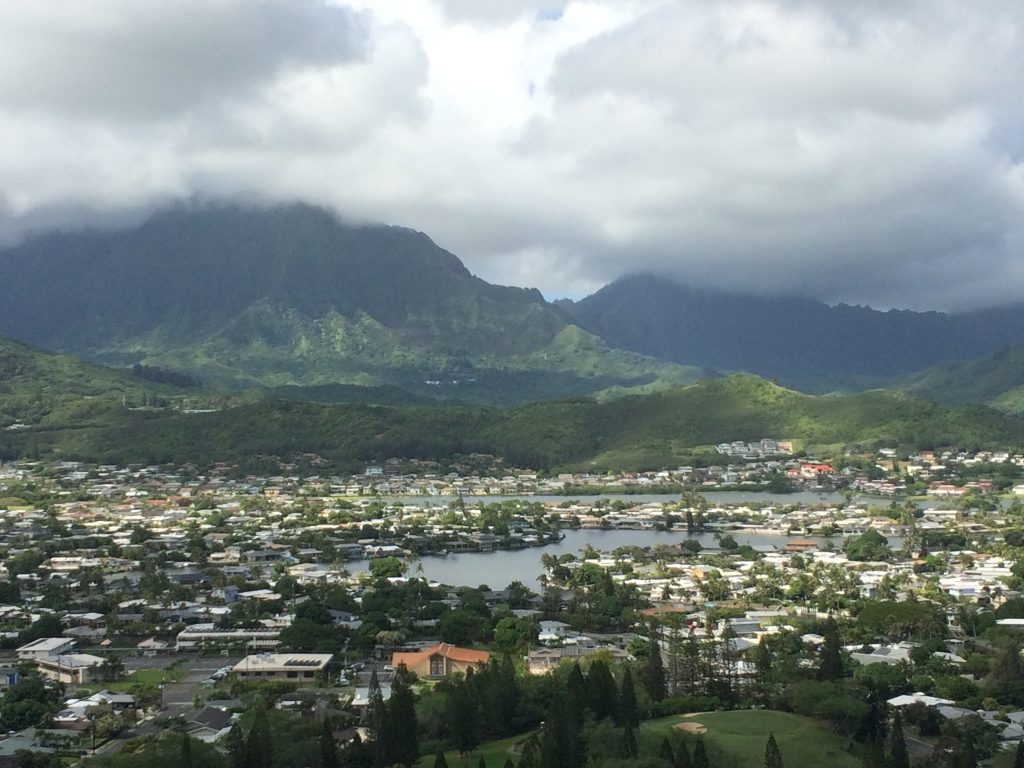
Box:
<box><xmin>380</xmin><ymin>491</ymin><xmax>846</xmax><ymax>507</ymax></box>
<box><xmin>353</xmin><ymin>528</ymin><xmax>884</xmax><ymax>589</ymax></box>
<box><xmin>353</xmin><ymin>490</ymin><xmax>918</xmax><ymax>588</ymax></box>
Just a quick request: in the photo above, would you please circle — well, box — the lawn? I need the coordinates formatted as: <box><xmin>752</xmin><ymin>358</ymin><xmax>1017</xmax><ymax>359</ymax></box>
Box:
<box><xmin>413</xmin><ymin>710</ymin><xmax>858</xmax><ymax>768</ymax></box>
<box><xmin>102</xmin><ymin>662</ymin><xmax>186</xmax><ymax>692</ymax></box>
<box><xmin>413</xmin><ymin>732</ymin><xmax>532</xmax><ymax>768</ymax></box>
<box><xmin>641</xmin><ymin>710</ymin><xmax>860</xmax><ymax>768</ymax></box>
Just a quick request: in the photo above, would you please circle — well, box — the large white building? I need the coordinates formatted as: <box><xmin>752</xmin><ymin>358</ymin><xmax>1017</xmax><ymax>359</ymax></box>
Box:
<box><xmin>16</xmin><ymin>637</ymin><xmax>75</xmax><ymax>660</ymax></box>
<box><xmin>175</xmin><ymin>623</ymin><xmax>281</xmax><ymax>651</ymax></box>
<box><xmin>232</xmin><ymin>653</ymin><xmax>332</xmax><ymax>684</ymax></box>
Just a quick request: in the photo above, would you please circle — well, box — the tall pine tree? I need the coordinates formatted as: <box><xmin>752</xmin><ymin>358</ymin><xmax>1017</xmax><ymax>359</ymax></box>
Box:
<box><xmin>819</xmin><ymin>617</ymin><xmax>844</xmax><ymax>681</ymax></box>
<box><xmin>692</xmin><ymin>739</ymin><xmax>709</xmax><ymax>768</ymax></box>
<box><xmin>244</xmin><ymin>706</ymin><xmax>273</xmax><ymax>768</ymax></box>
<box><xmin>585</xmin><ymin>659</ymin><xmax>618</xmax><ymax>722</ymax></box>
<box><xmin>641</xmin><ymin>629</ymin><xmax>668</xmax><ymax>702</ymax></box>
<box><xmin>764</xmin><ymin>733</ymin><xmax>783</xmax><ymax>768</ymax></box>
<box><xmin>225</xmin><ymin>724</ymin><xmax>244</xmax><ymax>768</ymax></box>
<box><xmin>618</xmin><ymin>725</ymin><xmax>638</xmax><ymax>759</ymax></box>
<box><xmin>677</xmin><ymin>740</ymin><xmax>693</xmax><ymax>768</ymax></box>
<box><xmin>388</xmin><ymin>664</ymin><xmax>419</xmax><ymax>767</ymax></box>
<box><xmin>659</xmin><ymin>737</ymin><xmax>675</xmax><ymax>766</ymax></box>
<box><xmin>889</xmin><ymin>710</ymin><xmax>909</xmax><ymax>768</ymax></box>
<box><xmin>518</xmin><ymin>734</ymin><xmax>540</xmax><ymax>768</ymax></box>
<box><xmin>619</xmin><ymin>667</ymin><xmax>639</xmax><ymax>728</ymax></box>
<box><xmin>366</xmin><ymin>669</ymin><xmax>388</xmax><ymax>766</ymax></box>
<box><xmin>320</xmin><ymin>719</ymin><xmax>340</xmax><ymax>768</ymax></box>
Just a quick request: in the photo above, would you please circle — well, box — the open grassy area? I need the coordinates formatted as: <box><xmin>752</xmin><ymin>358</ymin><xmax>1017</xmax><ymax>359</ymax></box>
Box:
<box><xmin>413</xmin><ymin>732</ymin><xmax>532</xmax><ymax>768</ymax></box>
<box><xmin>641</xmin><ymin>710</ymin><xmax>859</xmax><ymax>768</ymax></box>
<box><xmin>414</xmin><ymin>711</ymin><xmax>857</xmax><ymax>768</ymax></box>
<box><xmin>101</xmin><ymin>663</ymin><xmax>186</xmax><ymax>693</ymax></box>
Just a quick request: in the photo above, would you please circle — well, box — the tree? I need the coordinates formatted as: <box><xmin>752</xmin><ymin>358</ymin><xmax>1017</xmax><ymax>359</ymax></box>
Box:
<box><xmin>617</xmin><ymin>725</ymin><xmax>638</xmax><ymax>759</ymax></box>
<box><xmin>640</xmin><ymin>631</ymin><xmax>667</xmax><ymax>702</ymax></box>
<box><xmin>1014</xmin><ymin>739</ymin><xmax>1024</xmax><ymax>768</ymax></box>
<box><xmin>585</xmin><ymin>659</ymin><xmax>618</xmax><ymax>722</ymax></box>
<box><xmin>764</xmin><ymin>733</ymin><xmax>783</xmax><ymax>768</ymax></box>
<box><xmin>225</xmin><ymin>724</ymin><xmax>244</xmax><ymax>768</ymax></box>
<box><xmin>243</xmin><ymin>707</ymin><xmax>272</xmax><ymax>768</ymax></box>
<box><xmin>889</xmin><ymin>710</ymin><xmax>909</xmax><ymax>768</ymax></box>
<box><xmin>753</xmin><ymin>638</ymin><xmax>773</xmax><ymax>701</ymax></box>
<box><xmin>320</xmin><ymin>719</ymin><xmax>340</xmax><ymax>768</ymax></box>
<box><xmin>492</xmin><ymin>616</ymin><xmax>532</xmax><ymax>653</ymax></box>
<box><xmin>368</xmin><ymin>557</ymin><xmax>405</xmax><ymax>580</ymax></box>
<box><xmin>99</xmin><ymin>653</ymin><xmax>125</xmax><ymax>682</ymax></box>
<box><xmin>446</xmin><ymin>675</ymin><xmax>479</xmax><ymax>755</ymax></box>
<box><xmin>692</xmin><ymin>739</ymin><xmax>709</xmax><ymax>768</ymax></box>
<box><xmin>658</xmin><ymin>737</ymin><xmax>675</xmax><ymax>766</ymax></box>
<box><xmin>983</xmin><ymin>641</ymin><xmax>1024</xmax><ymax>704</ymax></box>
<box><xmin>819</xmin><ymin>617</ymin><xmax>844</xmax><ymax>681</ymax></box>
<box><xmin>340</xmin><ymin>734</ymin><xmax>372</xmax><ymax>768</ymax></box>
<box><xmin>388</xmin><ymin>664</ymin><xmax>419</xmax><ymax>767</ymax></box>
<box><xmin>618</xmin><ymin>667</ymin><xmax>639</xmax><ymax>729</ymax></box>
<box><xmin>366</xmin><ymin>669</ymin><xmax>388</xmax><ymax>766</ymax></box>
<box><xmin>518</xmin><ymin>734</ymin><xmax>540</xmax><ymax>768</ymax></box>
<box><xmin>845</xmin><ymin>529</ymin><xmax>891</xmax><ymax>562</ymax></box>
<box><xmin>432</xmin><ymin>751</ymin><xmax>448</xmax><ymax>768</ymax></box>
<box><xmin>677</xmin><ymin>740</ymin><xmax>693</xmax><ymax>768</ymax></box>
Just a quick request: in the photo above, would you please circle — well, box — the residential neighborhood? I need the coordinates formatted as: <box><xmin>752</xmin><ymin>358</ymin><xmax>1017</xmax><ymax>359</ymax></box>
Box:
<box><xmin>2</xmin><ymin>446</ymin><xmax>1024</xmax><ymax>765</ymax></box>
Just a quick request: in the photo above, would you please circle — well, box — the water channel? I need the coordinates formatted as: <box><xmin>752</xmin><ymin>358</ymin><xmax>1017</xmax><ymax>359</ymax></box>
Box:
<box><xmin>347</xmin><ymin>491</ymin><xmax>924</xmax><ymax>588</ymax></box>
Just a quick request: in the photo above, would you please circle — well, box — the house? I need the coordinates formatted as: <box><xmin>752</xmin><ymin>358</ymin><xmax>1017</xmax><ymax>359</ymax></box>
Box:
<box><xmin>35</xmin><ymin>653</ymin><xmax>106</xmax><ymax>685</ymax></box>
<box><xmin>527</xmin><ymin>641</ymin><xmax>630</xmax><ymax>675</ymax></box>
<box><xmin>186</xmin><ymin>706</ymin><xmax>236</xmax><ymax>743</ymax></box>
<box><xmin>137</xmin><ymin>637</ymin><xmax>170</xmax><ymax>656</ymax></box>
<box><xmin>390</xmin><ymin>643</ymin><xmax>490</xmax><ymax>678</ymax></box>
<box><xmin>17</xmin><ymin>637</ymin><xmax>75</xmax><ymax>661</ymax></box>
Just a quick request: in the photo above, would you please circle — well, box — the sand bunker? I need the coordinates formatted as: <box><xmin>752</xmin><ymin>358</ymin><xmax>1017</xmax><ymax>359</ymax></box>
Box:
<box><xmin>674</xmin><ymin>722</ymin><xmax>708</xmax><ymax>734</ymax></box>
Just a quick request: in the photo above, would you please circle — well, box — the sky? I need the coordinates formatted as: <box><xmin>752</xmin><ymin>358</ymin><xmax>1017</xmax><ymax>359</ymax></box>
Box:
<box><xmin>1</xmin><ymin>0</ymin><xmax>1023</xmax><ymax>311</ymax></box>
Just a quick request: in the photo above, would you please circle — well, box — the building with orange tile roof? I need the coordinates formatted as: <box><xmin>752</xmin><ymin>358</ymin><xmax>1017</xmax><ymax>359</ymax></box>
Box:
<box><xmin>390</xmin><ymin>642</ymin><xmax>490</xmax><ymax>678</ymax></box>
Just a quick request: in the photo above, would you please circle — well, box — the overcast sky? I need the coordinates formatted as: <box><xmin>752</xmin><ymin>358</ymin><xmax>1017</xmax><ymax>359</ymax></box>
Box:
<box><xmin>2</xmin><ymin>0</ymin><xmax>1023</xmax><ymax>311</ymax></box>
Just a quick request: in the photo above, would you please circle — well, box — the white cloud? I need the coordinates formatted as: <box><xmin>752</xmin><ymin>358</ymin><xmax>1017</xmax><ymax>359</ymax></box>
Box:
<box><xmin>1</xmin><ymin>0</ymin><xmax>1023</xmax><ymax>310</ymax></box>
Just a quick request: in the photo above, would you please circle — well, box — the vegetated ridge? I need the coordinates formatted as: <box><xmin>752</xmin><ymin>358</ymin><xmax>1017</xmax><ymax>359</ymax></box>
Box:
<box><xmin>5</xmin><ymin>374</ymin><xmax>1020</xmax><ymax>471</ymax></box>
<box><xmin>0</xmin><ymin>204</ymin><xmax>698</xmax><ymax>404</ymax></box>
<box><xmin>0</xmin><ymin>335</ymin><xmax>192</xmax><ymax>432</ymax></box>
<box><xmin>565</xmin><ymin>273</ymin><xmax>1024</xmax><ymax>391</ymax></box>
<box><xmin>893</xmin><ymin>342</ymin><xmax>1024</xmax><ymax>414</ymax></box>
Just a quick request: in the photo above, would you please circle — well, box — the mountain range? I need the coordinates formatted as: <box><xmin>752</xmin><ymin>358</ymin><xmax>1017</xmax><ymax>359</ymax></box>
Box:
<box><xmin>0</xmin><ymin>204</ymin><xmax>698</xmax><ymax>404</ymax></box>
<box><xmin>2</xmin><ymin>202</ymin><xmax>1024</xmax><ymax>469</ymax></box>
<box><xmin>2</xmin><ymin>202</ymin><xmax>1024</xmax><ymax>409</ymax></box>
<box><xmin>564</xmin><ymin>274</ymin><xmax>1024</xmax><ymax>392</ymax></box>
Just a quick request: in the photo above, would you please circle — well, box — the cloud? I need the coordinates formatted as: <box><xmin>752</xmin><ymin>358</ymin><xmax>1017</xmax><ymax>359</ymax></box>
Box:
<box><xmin>0</xmin><ymin>0</ymin><xmax>369</xmax><ymax>120</ymax></box>
<box><xmin>0</xmin><ymin>0</ymin><xmax>1023</xmax><ymax>311</ymax></box>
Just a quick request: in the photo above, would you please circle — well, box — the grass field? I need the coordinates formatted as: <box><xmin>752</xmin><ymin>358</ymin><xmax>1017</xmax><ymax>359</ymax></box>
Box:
<box><xmin>415</xmin><ymin>710</ymin><xmax>858</xmax><ymax>768</ymax></box>
<box><xmin>641</xmin><ymin>710</ymin><xmax>859</xmax><ymax>768</ymax></box>
<box><xmin>101</xmin><ymin>663</ymin><xmax>187</xmax><ymax>693</ymax></box>
<box><xmin>414</xmin><ymin>733</ymin><xmax>531</xmax><ymax>768</ymax></box>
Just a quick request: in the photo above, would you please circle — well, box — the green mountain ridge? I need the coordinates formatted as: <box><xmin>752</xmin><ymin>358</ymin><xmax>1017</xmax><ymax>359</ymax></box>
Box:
<box><xmin>5</xmin><ymin>373</ymin><xmax>1020</xmax><ymax>471</ymax></box>
<box><xmin>0</xmin><ymin>204</ymin><xmax>699</xmax><ymax>403</ymax></box>
<box><xmin>894</xmin><ymin>343</ymin><xmax>1024</xmax><ymax>413</ymax></box>
<box><xmin>0</xmin><ymin>336</ymin><xmax>195</xmax><ymax>432</ymax></box>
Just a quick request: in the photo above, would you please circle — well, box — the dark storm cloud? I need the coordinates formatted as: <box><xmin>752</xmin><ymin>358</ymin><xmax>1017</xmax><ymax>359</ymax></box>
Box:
<box><xmin>1</xmin><ymin>0</ymin><xmax>1022</xmax><ymax>311</ymax></box>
